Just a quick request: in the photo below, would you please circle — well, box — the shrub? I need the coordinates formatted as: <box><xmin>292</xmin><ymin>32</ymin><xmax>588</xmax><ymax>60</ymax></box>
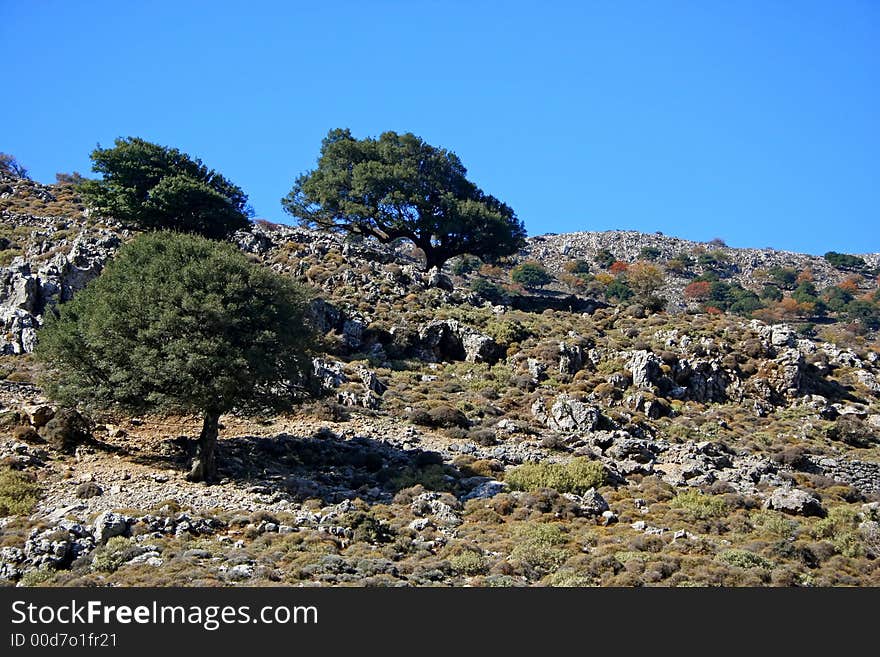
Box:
<box><xmin>717</xmin><ymin>549</ymin><xmax>773</xmax><ymax>570</ymax></box>
<box><xmin>0</xmin><ymin>468</ymin><xmax>41</xmax><ymax>515</ymax></box>
<box><xmin>684</xmin><ymin>281</ymin><xmax>711</xmax><ymax>301</ymax></box>
<box><xmin>824</xmin><ymin>251</ymin><xmax>866</xmax><ymax>270</ymax></box>
<box><xmin>450</xmin><ymin>255</ymin><xmax>482</xmax><ymax>276</ymax></box>
<box><xmin>670</xmin><ymin>489</ymin><xmax>727</xmax><ymax>519</ymax></box>
<box><xmin>449</xmin><ymin>550</ymin><xmax>488</xmax><ymax>575</ymax></box>
<box><xmin>92</xmin><ymin>536</ymin><xmax>142</xmax><ymax>572</ymax></box>
<box><xmin>504</xmin><ymin>457</ymin><xmax>605</xmax><ymax>495</ymax></box>
<box><xmin>826</xmin><ymin>415</ymin><xmax>877</xmax><ymax>448</ymax></box>
<box><xmin>470</xmin><ymin>278</ymin><xmax>510</xmax><ymax>305</ymax></box>
<box><xmin>510</xmin><ymin>523</ymin><xmax>569</xmax><ymax>572</ymax></box>
<box><xmin>639</xmin><ymin>246</ymin><xmax>662</xmax><ymax>261</ymax></box>
<box><xmin>511</xmin><ymin>262</ymin><xmax>553</xmax><ymax>288</ymax></box>
<box><xmin>486</xmin><ymin>319</ymin><xmax>530</xmax><ymax>346</ymax></box>
<box><xmin>563</xmin><ymin>259</ymin><xmax>591</xmax><ymax>275</ymax></box>
<box><xmin>594</xmin><ymin>249</ymin><xmax>616</xmax><ymax>269</ymax></box>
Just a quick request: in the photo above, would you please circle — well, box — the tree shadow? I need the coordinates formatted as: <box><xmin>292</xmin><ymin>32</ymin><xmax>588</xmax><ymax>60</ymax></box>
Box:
<box><xmin>127</xmin><ymin>429</ymin><xmax>476</xmax><ymax>505</ymax></box>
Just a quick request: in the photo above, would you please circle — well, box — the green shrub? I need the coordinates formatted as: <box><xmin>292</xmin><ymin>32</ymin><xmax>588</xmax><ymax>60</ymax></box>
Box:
<box><xmin>670</xmin><ymin>489</ymin><xmax>727</xmax><ymax>520</ymax></box>
<box><xmin>511</xmin><ymin>262</ymin><xmax>552</xmax><ymax>288</ymax></box>
<box><xmin>504</xmin><ymin>457</ymin><xmax>605</xmax><ymax>495</ymax></box>
<box><xmin>18</xmin><ymin>566</ymin><xmax>55</xmax><ymax>587</ymax></box>
<box><xmin>0</xmin><ymin>468</ymin><xmax>41</xmax><ymax>516</ymax></box>
<box><xmin>717</xmin><ymin>549</ymin><xmax>773</xmax><ymax>570</ymax></box>
<box><xmin>510</xmin><ymin>523</ymin><xmax>569</xmax><ymax>572</ymax></box>
<box><xmin>92</xmin><ymin>536</ymin><xmax>142</xmax><ymax>573</ymax></box>
<box><xmin>470</xmin><ymin>278</ymin><xmax>510</xmax><ymax>305</ymax></box>
<box><xmin>449</xmin><ymin>550</ymin><xmax>487</xmax><ymax>575</ymax></box>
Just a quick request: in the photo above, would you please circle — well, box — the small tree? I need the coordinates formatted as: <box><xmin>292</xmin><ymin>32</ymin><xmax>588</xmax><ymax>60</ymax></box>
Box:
<box><xmin>80</xmin><ymin>137</ymin><xmax>251</xmax><ymax>239</ymax></box>
<box><xmin>283</xmin><ymin>129</ymin><xmax>526</xmax><ymax>271</ymax></box>
<box><xmin>627</xmin><ymin>261</ymin><xmax>665</xmax><ymax>299</ymax></box>
<box><xmin>35</xmin><ymin>232</ymin><xmax>315</xmax><ymax>482</ymax></box>
<box><xmin>511</xmin><ymin>262</ymin><xmax>553</xmax><ymax>289</ymax></box>
<box><xmin>0</xmin><ymin>153</ymin><xmax>29</xmax><ymax>179</ymax></box>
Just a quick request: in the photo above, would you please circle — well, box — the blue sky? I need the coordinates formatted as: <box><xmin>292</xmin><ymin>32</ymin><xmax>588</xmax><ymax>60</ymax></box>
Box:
<box><xmin>1</xmin><ymin>1</ymin><xmax>877</xmax><ymax>254</ymax></box>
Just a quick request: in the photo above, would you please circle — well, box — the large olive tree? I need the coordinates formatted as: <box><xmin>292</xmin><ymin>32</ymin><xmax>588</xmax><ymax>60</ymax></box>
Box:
<box><xmin>36</xmin><ymin>232</ymin><xmax>315</xmax><ymax>482</ymax></box>
<box><xmin>283</xmin><ymin>129</ymin><xmax>527</xmax><ymax>271</ymax></box>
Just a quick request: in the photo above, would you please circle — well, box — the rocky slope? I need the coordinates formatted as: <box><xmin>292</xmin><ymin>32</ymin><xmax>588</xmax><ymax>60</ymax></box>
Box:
<box><xmin>1</xmin><ymin>172</ymin><xmax>879</xmax><ymax>587</ymax></box>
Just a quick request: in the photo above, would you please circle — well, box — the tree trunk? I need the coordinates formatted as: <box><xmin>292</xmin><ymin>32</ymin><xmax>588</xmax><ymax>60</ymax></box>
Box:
<box><xmin>186</xmin><ymin>410</ymin><xmax>220</xmax><ymax>483</ymax></box>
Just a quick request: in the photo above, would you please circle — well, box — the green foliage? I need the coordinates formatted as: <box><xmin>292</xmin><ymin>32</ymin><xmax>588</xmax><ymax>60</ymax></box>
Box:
<box><xmin>594</xmin><ymin>248</ymin><xmax>616</xmax><ymax>269</ymax></box>
<box><xmin>80</xmin><ymin>137</ymin><xmax>251</xmax><ymax>239</ymax></box>
<box><xmin>604</xmin><ymin>278</ymin><xmax>633</xmax><ymax>303</ymax></box>
<box><xmin>486</xmin><ymin>319</ymin><xmax>530</xmax><ymax>346</ymax></box>
<box><xmin>563</xmin><ymin>259</ymin><xmax>591</xmax><ymax>275</ymax></box>
<box><xmin>511</xmin><ymin>262</ymin><xmax>552</xmax><ymax>288</ymax></box>
<box><xmin>639</xmin><ymin>246</ymin><xmax>662</xmax><ymax>261</ymax></box>
<box><xmin>670</xmin><ymin>489</ymin><xmax>727</xmax><ymax>520</ymax></box>
<box><xmin>666</xmin><ymin>252</ymin><xmax>694</xmax><ymax>274</ymax></box>
<box><xmin>717</xmin><ymin>549</ymin><xmax>773</xmax><ymax>570</ymax></box>
<box><xmin>510</xmin><ymin>523</ymin><xmax>569</xmax><ymax>572</ymax></box>
<box><xmin>470</xmin><ymin>278</ymin><xmax>510</xmax><ymax>305</ymax></box>
<box><xmin>760</xmin><ymin>284</ymin><xmax>784</xmax><ymax>302</ymax></box>
<box><xmin>846</xmin><ymin>300</ymin><xmax>880</xmax><ymax>330</ymax></box>
<box><xmin>706</xmin><ymin>281</ymin><xmax>763</xmax><ymax>315</ymax></box>
<box><xmin>450</xmin><ymin>255</ymin><xmax>482</xmax><ymax>276</ymax></box>
<box><xmin>92</xmin><ymin>536</ymin><xmax>142</xmax><ymax>572</ymax></box>
<box><xmin>822</xmin><ymin>286</ymin><xmax>853</xmax><ymax>312</ymax></box>
<box><xmin>283</xmin><ymin>128</ymin><xmax>526</xmax><ymax>270</ymax></box>
<box><xmin>36</xmin><ymin>231</ymin><xmax>315</xmax><ymax>417</ymax></box>
<box><xmin>504</xmin><ymin>457</ymin><xmax>605</xmax><ymax>495</ymax></box>
<box><xmin>0</xmin><ymin>467</ymin><xmax>41</xmax><ymax>516</ymax></box>
<box><xmin>449</xmin><ymin>550</ymin><xmax>488</xmax><ymax>575</ymax></box>
<box><xmin>768</xmin><ymin>267</ymin><xmax>798</xmax><ymax>290</ymax></box>
<box><xmin>824</xmin><ymin>251</ymin><xmax>866</xmax><ymax>270</ymax></box>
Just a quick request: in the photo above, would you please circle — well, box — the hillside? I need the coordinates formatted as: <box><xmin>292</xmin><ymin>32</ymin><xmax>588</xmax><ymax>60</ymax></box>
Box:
<box><xmin>1</xmin><ymin>171</ymin><xmax>879</xmax><ymax>587</ymax></box>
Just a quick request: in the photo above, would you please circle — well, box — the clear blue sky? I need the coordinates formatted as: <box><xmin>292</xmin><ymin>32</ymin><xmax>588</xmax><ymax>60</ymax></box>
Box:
<box><xmin>1</xmin><ymin>1</ymin><xmax>877</xmax><ymax>254</ymax></box>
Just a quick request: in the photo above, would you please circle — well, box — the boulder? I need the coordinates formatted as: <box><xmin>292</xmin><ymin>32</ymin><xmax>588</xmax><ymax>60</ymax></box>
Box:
<box><xmin>627</xmin><ymin>350</ymin><xmax>663</xmax><ymax>389</ymax></box>
<box><xmin>532</xmin><ymin>394</ymin><xmax>600</xmax><ymax>432</ymax></box>
<box><xmin>418</xmin><ymin>319</ymin><xmax>501</xmax><ymax>364</ymax></box>
<box><xmin>93</xmin><ymin>512</ymin><xmax>130</xmax><ymax>544</ymax></box>
<box><xmin>763</xmin><ymin>488</ymin><xmax>825</xmax><ymax>517</ymax></box>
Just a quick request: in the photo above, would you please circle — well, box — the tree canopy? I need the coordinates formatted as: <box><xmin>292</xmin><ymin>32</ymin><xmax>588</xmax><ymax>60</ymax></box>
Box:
<box><xmin>282</xmin><ymin>129</ymin><xmax>527</xmax><ymax>271</ymax></box>
<box><xmin>80</xmin><ymin>137</ymin><xmax>252</xmax><ymax>239</ymax></box>
<box><xmin>36</xmin><ymin>231</ymin><xmax>315</xmax><ymax>481</ymax></box>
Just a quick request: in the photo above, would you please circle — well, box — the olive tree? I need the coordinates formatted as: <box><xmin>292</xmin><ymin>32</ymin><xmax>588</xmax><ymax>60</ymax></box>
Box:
<box><xmin>36</xmin><ymin>232</ymin><xmax>315</xmax><ymax>482</ymax></box>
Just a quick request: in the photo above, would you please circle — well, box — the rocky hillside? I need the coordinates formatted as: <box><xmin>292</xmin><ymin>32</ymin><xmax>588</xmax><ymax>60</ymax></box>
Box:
<box><xmin>1</xmin><ymin>171</ymin><xmax>879</xmax><ymax>587</ymax></box>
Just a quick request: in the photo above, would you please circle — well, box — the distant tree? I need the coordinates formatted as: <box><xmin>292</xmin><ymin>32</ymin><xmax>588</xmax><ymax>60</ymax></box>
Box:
<box><xmin>684</xmin><ymin>280</ymin><xmax>712</xmax><ymax>301</ymax></box>
<box><xmin>824</xmin><ymin>251</ymin><xmax>866</xmax><ymax>270</ymax></box>
<box><xmin>470</xmin><ymin>277</ymin><xmax>510</xmax><ymax>305</ymax></box>
<box><xmin>609</xmin><ymin>261</ymin><xmax>629</xmax><ymax>275</ymax></box>
<box><xmin>604</xmin><ymin>278</ymin><xmax>633</xmax><ymax>303</ymax></box>
<box><xmin>0</xmin><ymin>153</ymin><xmax>29</xmax><ymax>179</ymax></box>
<box><xmin>282</xmin><ymin>129</ymin><xmax>526</xmax><ymax>271</ymax></box>
<box><xmin>563</xmin><ymin>259</ymin><xmax>591</xmax><ymax>275</ymax></box>
<box><xmin>823</xmin><ymin>286</ymin><xmax>853</xmax><ymax>313</ymax></box>
<box><xmin>627</xmin><ymin>261</ymin><xmax>665</xmax><ymax>299</ymax></box>
<box><xmin>594</xmin><ymin>248</ymin><xmax>616</xmax><ymax>269</ymax></box>
<box><xmin>760</xmin><ymin>284</ymin><xmax>784</xmax><ymax>302</ymax></box>
<box><xmin>665</xmin><ymin>252</ymin><xmax>694</xmax><ymax>275</ymax></box>
<box><xmin>80</xmin><ymin>137</ymin><xmax>251</xmax><ymax>239</ymax></box>
<box><xmin>768</xmin><ymin>267</ymin><xmax>798</xmax><ymax>290</ymax></box>
<box><xmin>708</xmin><ymin>237</ymin><xmax>727</xmax><ymax>248</ymax></box>
<box><xmin>639</xmin><ymin>246</ymin><xmax>662</xmax><ymax>261</ymax></box>
<box><xmin>55</xmin><ymin>172</ymin><xmax>89</xmax><ymax>186</ymax></box>
<box><xmin>846</xmin><ymin>300</ymin><xmax>880</xmax><ymax>330</ymax></box>
<box><xmin>511</xmin><ymin>262</ymin><xmax>553</xmax><ymax>289</ymax></box>
<box><xmin>35</xmin><ymin>232</ymin><xmax>315</xmax><ymax>482</ymax></box>
<box><xmin>450</xmin><ymin>254</ymin><xmax>483</xmax><ymax>276</ymax></box>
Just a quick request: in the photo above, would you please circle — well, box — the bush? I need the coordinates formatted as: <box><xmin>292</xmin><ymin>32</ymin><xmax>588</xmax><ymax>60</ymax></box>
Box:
<box><xmin>92</xmin><ymin>536</ymin><xmax>142</xmax><ymax>572</ymax></box>
<box><xmin>450</xmin><ymin>255</ymin><xmax>482</xmax><ymax>276</ymax></box>
<box><xmin>504</xmin><ymin>457</ymin><xmax>605</xmax><ymax>495</ymax></box>
<box><xmin>511</xmin><ymin>262</ymin><xmax>553</xmax><ymax>288</ymax></box>
<box><xmin>470</xmin><ymin>278</ymin><xmax>510</xmax><ymax>305</ymax></box>
<box><xmin>449</xmin><ymin>550</ymin><xmax>488</xmax><ymax>575</ymax></box>
<box><xmin>428</xmin><ymin>406</ymin><xmax>469</xmax><ymax>429</ymax></box>
<box><xmin>670</xmin><ymin>489</ymin><xmax>727</xmax><ymax>519</ymax></box>
<box><xmin>824</xmin><ymin>251</ymin><xmax>866</xmax><ymax>270</ymax></box>
<box><xmin>717</xmin><ymin>549</ymin><xmax>773</xmax><ymax>570</ymax></box>
<box><xmin>826</xmin><ymin>415</ymin><xmax>877</xmax><ymax>448</ymax></box>
<box><xmin>0</xmin><ymin>468</ymin><xmax>41</xmax><ymax>515</ymax></box>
